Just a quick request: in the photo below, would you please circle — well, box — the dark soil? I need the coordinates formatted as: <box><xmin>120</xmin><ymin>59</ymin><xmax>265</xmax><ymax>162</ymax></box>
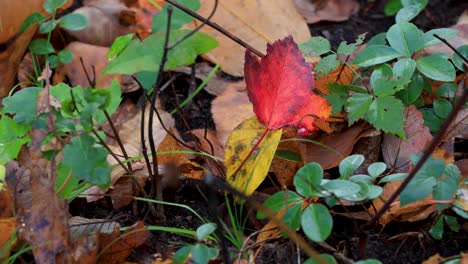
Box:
<box><xmin>65</xmin><ymin>1</ymin><xmax>468</xmax><ymax>263</ymax></box>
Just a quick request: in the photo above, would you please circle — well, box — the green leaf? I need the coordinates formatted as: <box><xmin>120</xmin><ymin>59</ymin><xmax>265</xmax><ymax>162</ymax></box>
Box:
<box><xmin>0</xmin><ymin>117</ymin><xmax>31</xmax><ymax>164</ymax></box>
<box><xmin>39</xmin><ymin>19</ymin><xmax>57</xmax><ymax>33</ymax></box>
<box><xmin>58</xmin><ymin>49</ymin><xmax>73</xmax><ymax>64</ymax></box>
<box><xmin>2</xmin><ymin>87</ymin><xmax>41</xmax><ymax>124</ymax></box>
<box><xmin>433</xmin><ymin>164</ymin><xmax>460</xmax><ymax>211</ymax></box>
<box><xmin>452</xmin><ymin>45</ymin><xmax>468</xmax><ymax>72</ymax></box>
<box><xmin>304</xmin><ymin>254</ymin><xmax>337</xmax><ymax>264</ymax></box>
<box><xmin>433</xmin><ymin>99</ymin><xmax>452</xmax><ymax>119</ymax></box>
<box><xmin>370</xmin><ymin>64</ymin><xmax>400</xmax><ymax>97</ymax></box>
<box><xmin>339</xmin><ymin>154</ymin><xmax>364</xmax><ymax>179</ymax></box>
<box><xmin>355</xmin><ymin>260</ymin><xmax>383</xmax><ymax>264</ymax></box>
<box><xmin>43</xmin><ymin>0</ymin><xmax>67</xmax><ymax>13</ymax></box>
<box><xmin>354</xmin><ymin>45</ymin><xmax>401</xmax><ymax>67</ymax></box>
<box><xmin>443</xmin><ymin>215</ymin><xmax>460</xmax><ymax>232</ymax></box>
<box><xmin>105</xmin><ymin>30</ymin><xmax>218</xmax><ymax>74</ymax></box>
<box><xmin>368</xmin><ymin>162</ymin><xmax>387</xmax><ymax>179</ymax></box>
<box><xmin>429</xmin><ymin>216</ymin><xmax>444</xmax><ymax>240</ymax></box>
<box><xmin>396</xmin><ymin>5</ymin><xmax>421</xmax><ymax>23</ymax></box>
<box><xmin>321</xmin><ymin>179</ymin><xmax>361</xmax><ymax>197</ymax></box>
<box><xmin>400</xmin><ymin>155</ymin><xmax>445</xmax><ymax>206</ymax></box>
<box><xmin>282</xmin><ymin>203</ymin><xmax>303</xmax><ymax>232</ymax></box>
<box><xmin>421</xmin><ymin>108</ymin><xmax>444</xmax><ymax>133</ymax></box>
<box><xmin>343</xmin><ymin>180</ymin><xmax>370</xmax><ymax>201</ymax></box>
<box><xmin>19</xmin><ymin>12</ymin><xmax>46</xmax><ymax>33</ymax></box>
<box><xmin>367</xmin><ymin>33</ymin><xmax>387</xmax><ymax>46</ymax></box>
<box><xmin>275</xmin><ymin>150</ymin><xmax>302</xmax><ymax>162</ymax></box>
<box><xmin>196</xmin><ymin>223</ymin><xmax>216</xmax><ymax>240</ymax></box>
<box><xmin>393</xmin><ymin>58</ymin><xmax>416</xmax><ymax>83</ymax></box>
<box><xmin>299</xmin><ymin>36</ymin><xmax>331</xmax><ymax>57</ymax></box>
<box><xmin>367</xmin><ymin>185</ymin><xmax>383</xmax><ymax>200</ymax></box>
<box><xmin>257</xmin><ymin>191</ymin><xmax>301</xmax><ymax>219</ymax></box>
<box><xmin>379</xmin><ymin>173</ymin><xmax>408</xmax><ymax>183</ymax></box>
<box><xmin>191</xmin><ymin>244</ymin><xmax>218</xmax><ymax>264</ymax></box>
<box><xmin>29</xmin><ymin>38</ymin><xmax>55</xmax><ymax>55</ymax></box>
<box><xmin>107</xmin><ymin>33</ymin><xmax>134</xmax><ymax>59</ymax></box>
<box><xmin>423</xmin><ymin>28</ymin><xmax>458</xmax><ymax>47</ymax></box>
<box><xmin>435</xmin><ymin>83</ymin><xmax>457</xmax><ymax>98</ymax></box>
<box><xmin>301</xmin><ymin>204</ymin><xmax>333</xmax><ymax>242</ymax></box>
<box><xmin>59</xmin><ymin>13</ymin><xmax>89</xmax><ymax>31</ymax></box>
<box><xmin>55</xmin><ymin>164</ymin><xmax>79</xmax><ymax>199</ymax></box>
<box><xmin>346</xmin><ymin>93</ymin><xmax>373</xmax><ymax>125</ymax></box>
<box><xmin>396</xmin><ymin>73</ymin><xmax>424</xmax><ymax>105</ymax></box>
<box><xmin>294</xmin><ymin>162</ymin><xmax>323</xmax><ymax>197</ymax></box>
<box><xmin>173</xmin><ymin>246</ymin><xmax>193</xmax><ymax>264</ymax></box>
<box><xmin>62</xmin><ymin>133</ymin><xmax>111</xmax><ymax>188</ymax></box>
<box><xmin>384</xmin><ymin>0</ymin><xmax>403</xmax><ymax>15</ymax></box>
<box><xmin>416</xmin><ymin>55</ymin><xmax>456</xmax><ymax>82</ymax></box>
<box><xmin>315</xmin><ymin>54</ymin><xmax>339</xmax><ymax>77</ymax></box>
<box><xmin>48</xmin><ymin>55</ymin><xmax>59</xmax><ymax>68</ymax></box>
<box><xmin>153</xmin><ymin>0</ymin><xmax>200</xmax><ymax>32</ymax></box>
<box><xmin>93</xmin><ymin>80</ymin><xmax>122</xmax><ymax>124</ymax></box>
<box><xmin>366</xmin><ymin>96</ymin><xmax>405</xmax><ymax>137</ymax></box>
<box><xmin>386</xmin><ymin>22</ymin><xmax>424</xmax><ymax>57</ymax></box>
<box><xmin>325</xmin><ymin>83</ymin><xmax>349</xmax><ymax>115</ymax></box>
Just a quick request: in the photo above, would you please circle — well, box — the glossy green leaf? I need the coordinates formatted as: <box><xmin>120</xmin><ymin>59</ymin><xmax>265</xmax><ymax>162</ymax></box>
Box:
<box><xmin>344</xmin><ymin>181</ymin><xmax>370</xmax><ymax>201</ymax></box>
<box><xmin>396</xmin><ymin>73</ymin><xmax>424</xmax><ymax>105</ymax></box>
<box><xmin>282</xmin><ymin>203</ymin><xmax>303</xmax><ymax>232</ymax></box>
<box><xmin>59</xmin><ymin>13</ymin><xmax>89</xmax><ymax>31</ymax></box>
<box><xmin>423</xmin><ymin>28</ymin><xmax>458</xmax><ymax>47</ymax></box>
<box><xmin>39</xmin><ymin>19</ymin><xmax>57</xmax><ymax>33</ymax></box>
<box><xmin>321</xmin><ymin>179</ymin><xmax>361</xmax><ymax>197</ymax></box>
<box><xmin>452</xmin><ymin>45</ymin><xmax>468</xmax><ymax>72</ymax></box>
<box><xmin>443</xmin><ymin>215</ymin><xmax>460</xmax><ymax>232</ymax></box>
<box><xmin>299</xmin><ymin>36</ymin><xmax>331</xmax><ymax>57</ymax></box>
<box><xmin>107</xmin><ymin>33</ymin><xmax>134</xmax><ymax>59</ymax></box>
<box><xmin>294</xmin><ymin>162</ymin><xmax>323</xmax><ymax>197</ymax></box>
<box><xmin>153</xmin><ymin>0</ymin><xmax>200</xmax><ymax>32</ymax></box>
<box><xmin>257</xmin><ymin>191</ymin><xmax>301</xmax><ymax>219</ymax></box>
<box><xmin>396</xmin><ymin>5</ymin><xmax>421</xmax><ymax>23</ymax></box>
<box><xmin>196</xmin><ymin>223</ymin><xmax>216</xmax><ymax>240</ymax></box>
<box><xmin>368</xmin><ymin>162</ymin><xmax>387</xmax><ymax>179</ymax></box>
<box><xmin>366</xmin><ymin>96</ymin><xmax>405</xmax><ymax>137</ymax></box>
<box><xmin>346</xmin><ymin>93</ymin><xmax>373</xmax><ymax>125</ymax></box>
<box><xmin>62</xmin><ymin>133</ymin><xmax>111</xmax><ymax>188</ymax></box>
<box><xmin>433</xmin><ymin>99</ymin><xmax>452</xmax><ymax>119</ymax></box>
<box><xmin>301</xmin><ymin>204</ymin><xmax>333</xmax><ymax>242</ymax></box>
<box><xmin>339</xmin><ymin>154</ymin><xmax>364</xmax><ymax>179</ymax></box>
<box><xmin>29</xmin><ymin>38</ymin><xmax>55</xmax><ymax>55</ymax></box>
<box><xmin>379</xmin><ymin>173</ymin><xmax>408</xmax><ymax>183</ymax></box>
<box><xmin>435</xmin><ymin>83</ymin><xmax>457</xmax><ymax>98</ymax></box>
<box><xmin>191</xmin><ymin>244</ymin><xmax>218</xmax><ymax>264</ymax></box>
<box><xmin>416</xmin><ymin>55</ymin><xmax>456</xmax><ymax>82</ymax></box>
<box><xmin>400</xmin><ymin>155</ymin><xmax>446</xmax><ymax>206</ymax></box>
<box><xmin>367</xmin><ymin>185</ymin><xmax>383</xmax><ymax>200</ymax></box>
<box><xmin>354</xmin><ymin>45</ymin><xmax>401</xmax><ymax>67</ymax></box>
<box><xmin>43</xmin><ymin>0</ymin><xmax>67</xmax><ymax>13</ymax></box>
<box><xmin>393</xmin><ymin>58</ymin><xmax>416</xmax><ymax>83</ymax></box>
<box><xmin>433</xmin><ymin>164</ymin><xmax>460</xmax><ymax>211</ymax></box>
<box><xmin>58</xmin><ymin>49</ymin><xmax>73</xmax><ymax>64</ymax></box>
<box><xmin>367</xmin><ymin>33</ymin><xmax>387</xmax><ymax>46</ymax></box>
<box><xmin>384</xmin><ymin>0</ymin><xmax>403</xmax><ymax>15</ymax></box>
<box><xmin>429</xmin><ymin>216</ymin><xmax>444</xmax><ymax>240</ymax></box>
<box><xmin>19</xmin><ymin>12</ymin><xmax>46</xmax><ymax>33</ymax></box>
<box><xmin>386</xmin><ymin>22</ymin><xmax>424</xmax><ymax>57</ymax></box>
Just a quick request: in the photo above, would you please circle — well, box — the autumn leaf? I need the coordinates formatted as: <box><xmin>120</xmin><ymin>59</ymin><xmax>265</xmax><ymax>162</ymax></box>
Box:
<box><xmin>225</xmin><ymin>117</ymin><xmax>282</xmax><ymax>196</ymax></box>
<box><xmin>244</xmin><ymin>36</ymin><xmax>331</xmax><ymax>136</ymax></box>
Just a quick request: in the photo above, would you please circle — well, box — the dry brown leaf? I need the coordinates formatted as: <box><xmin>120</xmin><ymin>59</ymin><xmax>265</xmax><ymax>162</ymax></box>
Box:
<box><xmin>315</xmin><ymin>64</ymin><xmax>357</xmax><ymax>95</ymax></box>
<box><xmin>186</xmin><ymin>0</ymin><xmax>311</xmax><ymax>76</ymax></box>
<box><xmin>382</xmin><ymin>105</ymin><xmax>433</xmax><ymax>172</ymax></box>
<box><xmin>270</xmin><ymin>128</ymin><xmax>303</xmax><ymax>187</ymax></box>
<box><xmin>300</xmin><ymin>122</ymin><xmax>368</xmax><ymax>169</ymax></box>
<box><xmin>211</xmin><ymin>82</ymin><xmax>254</xmax><ymax>145</ymax></box>
<box><xmin>134</xmin><ymin>0</ymin><xmax>164</xmax><ymax>38</ymax></box>
<box><xmin>98</xmin><ymin>221</ymin><xmax>148</xmax><ymax>263</ymax></box>
<box><xmin>292</xmin><ymin>0</ymin><xmax>359</xmax><ymax>23</ymax></box>
<box><xmin>65</xmin><ymin>1</ymin><xmax>134</xmax><ymax>46</ymax></box>
<box><xmin>0</xmin><ymin>1</ymin><xmax>45</xmax><ymax>43</ymax></box>
<box><xmin>53</xmin><ymin>42</ymin><xmax>121</xmax><ymax>89</ymax></box>
<box><xmin>0</xmin><ymin>218</ymin><xmax>16</xmax><ymax>260</ymax></box>
<box><xmin>455</xmin><ymin>159</ymin><xmax>468</xmax><ymax>181</ymax></box>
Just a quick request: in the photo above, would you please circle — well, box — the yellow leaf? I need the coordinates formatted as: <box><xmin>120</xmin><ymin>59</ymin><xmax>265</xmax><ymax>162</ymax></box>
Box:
<box><xmin>225</xmin><ymin>116</ymin><xmax>282</xmax><ymax>196</ymax></box>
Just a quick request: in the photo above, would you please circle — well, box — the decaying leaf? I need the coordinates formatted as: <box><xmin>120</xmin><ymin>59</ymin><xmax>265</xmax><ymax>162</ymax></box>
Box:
<box><xmin>245</xmin><ymin>36</ymin><xmax>331</xmax><ymax>136</ymax></box>
<box><xmin>270</xmin><ymin>128</ymin><xmax>303</xmax><ymax>187</ymax></box>
<box><xmin>382</xmin><ymin>105</ymin><xmax>432</xmax><ymax>172</ymax></box>
<box><xmin>211</xmin><ymin>82</ymin><xmax>254</xmax><ymax>145</ymax></box>
<box><xmin>186</xmin><ymin>0</ymin><xmax>311</xmax><ymax>76</ymax></box>
<box><xmin>292</xmin><ymin>0</ymin><xmax>359</xmax><ymax>23</ymax></box>
<box><xmin>225</xmin><ymin>117</ymin><xmax>282</xmax><ymax>196</ymax></box>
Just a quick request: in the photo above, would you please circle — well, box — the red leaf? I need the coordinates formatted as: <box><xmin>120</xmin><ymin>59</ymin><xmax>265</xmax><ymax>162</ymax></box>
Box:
<box><xmin>244</xmin><ymin>36</ymin><xmax>331</xmax><ymax>135</ymax></box>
